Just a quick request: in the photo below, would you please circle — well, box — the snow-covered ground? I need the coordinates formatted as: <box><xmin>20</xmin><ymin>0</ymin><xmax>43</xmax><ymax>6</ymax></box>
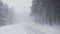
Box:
<box><xmin>0</xmin><ymin>22</ymin><xmax>27</xmax><ymax>34</ymax></box>
<box><xmin>24</xmin><ymin>22</ymin><xmax>60</xmax><ymax>34</ymax></box>
<box><xmin>0</xmin><ymin>22</ymin><xmax>60</xmax><ymax>34</ymax></box>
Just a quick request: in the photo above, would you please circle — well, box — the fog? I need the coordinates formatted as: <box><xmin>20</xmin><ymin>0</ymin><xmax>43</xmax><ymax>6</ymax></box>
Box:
<box><xmin>0</xmin><ymin>0</ymin><xmax>33</xmax><ymax>34</ymax></box>
<box><xmin>0</xmin><ymin>0</ymin><xmax>60</xmax><ymax>34</ymax></box>
<box><xmin>3</xmin><ymin>0</ymin><xmax>32</xmax><ymax>22</ymax></box>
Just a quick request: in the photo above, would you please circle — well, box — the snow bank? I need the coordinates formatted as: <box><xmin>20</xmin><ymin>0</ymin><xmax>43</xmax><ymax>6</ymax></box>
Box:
<box><xmin>24</xmin><ymin>22</ymin><xmax>60</xmax><ymax>34</ymax></box>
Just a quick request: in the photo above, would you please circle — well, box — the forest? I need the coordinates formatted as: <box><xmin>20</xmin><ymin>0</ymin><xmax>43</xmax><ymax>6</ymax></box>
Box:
<box><xmin>31</xmin><ymin>0</ymin><xmax>60</xmax><ymax>25</ymax></box>
<box><xmin>0</xmin><ymin>0</ymin><xmax>15</xmax><ymax>26</ymax></box>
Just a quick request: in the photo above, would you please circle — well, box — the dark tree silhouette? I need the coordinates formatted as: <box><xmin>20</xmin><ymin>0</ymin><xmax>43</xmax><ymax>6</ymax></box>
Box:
<box><xmin>31</xmin><ymin>0</ymin><xmax>60</xmax><ymax>25</ymax></box>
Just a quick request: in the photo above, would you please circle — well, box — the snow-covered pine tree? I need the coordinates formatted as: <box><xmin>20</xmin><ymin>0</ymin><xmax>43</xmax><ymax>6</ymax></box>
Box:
<box><xmin>0</xmin><ymin>0</ymin><xmax>15</xmax><ymax>26</ymax></box>
<box><xmin>31</xmin><ymin>0</ymin><xmax>60</xmax><ymax>25</ymax></box>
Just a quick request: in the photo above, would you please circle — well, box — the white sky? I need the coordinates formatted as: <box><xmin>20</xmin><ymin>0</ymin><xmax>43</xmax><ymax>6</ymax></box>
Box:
<box><xmin>3</xmin><ymin>0</ymin><xmax>32</xmax><ymax>13</ymax></box>
<box><xmin>2</xmin><ymin>0</ymin><xmax>33</xmax><ymax>22</ymax></box>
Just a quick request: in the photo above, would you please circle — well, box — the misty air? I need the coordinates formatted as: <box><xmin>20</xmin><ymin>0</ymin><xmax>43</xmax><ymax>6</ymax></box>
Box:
<box><xmin>0</xmin><ymin>0</ymin><xmax>60</xmax><ymax>34</ymax></box>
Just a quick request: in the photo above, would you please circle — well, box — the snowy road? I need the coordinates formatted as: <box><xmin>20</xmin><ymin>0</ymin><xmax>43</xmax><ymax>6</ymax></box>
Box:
<box><xmin>0</xmin><ymin>22</ymin><xmax>47</xmax><ymax>34</ymax></box>
<box><xmin>0</xmin><ymin>22</ymin><xmax>60</xmax><ymax>34</ymax></box>
<box><xmin>24</xmin><ymin>25</ymin><xmax>46</xmax><ymax>34</ymax></box>
<box><xmin>0</xmin><ymin>22</ymin><xmax>27</xmax><ymax>34</ymax></box>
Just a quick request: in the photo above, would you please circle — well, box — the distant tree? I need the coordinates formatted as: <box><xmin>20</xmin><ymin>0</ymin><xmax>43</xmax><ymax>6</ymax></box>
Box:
<box><xmin>0</xmin><ymin>0</ymin><xmax>15</xmax><ymax>26</ymax></box>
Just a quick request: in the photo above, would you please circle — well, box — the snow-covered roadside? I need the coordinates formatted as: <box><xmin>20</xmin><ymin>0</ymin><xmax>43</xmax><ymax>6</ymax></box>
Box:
<box><xmin>0</xmin><ymin>22</ymin><xmax>60</xmax><ymax>34</ymax></box>
<box><xmin>0</xmin><ymin>22</ymin><xmax>27</xmax><ymax>34</ymax></box>
<box><xmin>24</xmin><ymin>22</ymin><xmax>60</xmax><ymax>34</ymax></box>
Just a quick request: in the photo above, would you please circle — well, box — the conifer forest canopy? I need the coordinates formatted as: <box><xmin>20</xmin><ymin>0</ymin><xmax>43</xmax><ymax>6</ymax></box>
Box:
<box><xmin>31</xmin><ymin>0</ymin><xmax>60</xmax><ymax>25</ymax></box>
<box><xmin>0</xmin><ymin>0</ymin><xmax>15</xmax><ymax>26</ymax></box>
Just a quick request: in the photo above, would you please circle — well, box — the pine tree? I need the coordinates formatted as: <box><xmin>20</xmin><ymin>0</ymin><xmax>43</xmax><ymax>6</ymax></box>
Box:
<box><xmin>31</xmin><ymin>0</ymin><xmax>60</xmax><ymax>25</ymax></box>
<box><xmin>0</xmin><ymin>0</ymin><xmax>15</xmax><ymax>26</ymax></box>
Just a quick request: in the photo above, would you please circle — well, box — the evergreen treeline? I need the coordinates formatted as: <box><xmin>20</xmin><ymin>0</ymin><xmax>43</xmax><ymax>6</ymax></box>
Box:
<box><xmin>0</xmin><ymin>0</ymin><xmax>15</xmax><ymax>26</ymax></box>
<box><xmin>31</xmin><ymin>0</ymin><xmax>60</xmax><ymax>25</ymax></box>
